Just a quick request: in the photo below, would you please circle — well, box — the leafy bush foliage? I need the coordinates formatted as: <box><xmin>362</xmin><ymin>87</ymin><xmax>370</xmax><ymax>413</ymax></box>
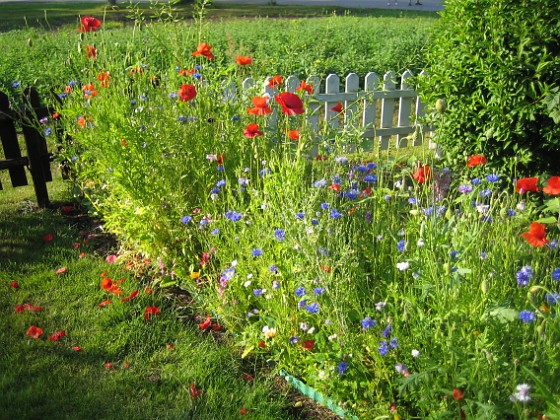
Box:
<box><xmin>417</xmin><ymin>0</ymin><xmax>560</xmax><ymax>174</ymax></box>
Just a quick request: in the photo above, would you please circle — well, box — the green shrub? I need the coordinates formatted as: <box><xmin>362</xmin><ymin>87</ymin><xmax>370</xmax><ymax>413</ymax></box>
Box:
<box><xmin>417</xmin><ymin>0</ymin><xmax>560</xmax><ymax>174</ymax></box>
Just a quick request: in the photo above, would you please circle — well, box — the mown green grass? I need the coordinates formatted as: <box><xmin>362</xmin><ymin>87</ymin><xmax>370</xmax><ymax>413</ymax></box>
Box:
<box><xmin>0</xmin><ymin>175</ymin><xmax>298</xmax><ymax>420</ymax></box>
<box><xmin>0</xmin><ymin>1</ymin><xmax>438</xmax><ymax>32</ymax></box>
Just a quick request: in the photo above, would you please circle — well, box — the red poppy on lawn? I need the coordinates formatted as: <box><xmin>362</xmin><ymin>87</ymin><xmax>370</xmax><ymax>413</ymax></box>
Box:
<box><xmin>328</xmin><ymin>183</ymin><xmax>341</xmax><ymax>193</ymax></box>
<box><xmin>98</xmin><ymin>299</ymin><xmax>111</xmax><ymax>307</ymax></box>
<box><xmin>452</xmin><ymin>388</ymin><xmax>464</xmax><ymax>401</ymax></box>
<box><xmin>73</xmin><ymin>346</ymin><xmax>81</xmax><ymax>351</ymax></box>
<box><xmin>105</xmin><ymin>254</ymin><xmax>117</xmax><ymax>263</ymax></box>
<box><xmin>330</xmin><ymin>102</ymin><xmax>343</xmax><ymax>113</ymax></box>
<box><xmin>77</xmin><ymin>116</ymin><xmax>86</xmax><ymax>128</ymax></box>
<box><xmin>247</xmin><ymin>96</ymin><xmax>272</xmax><ymax>116</ymax></box>
<box><xmin>11</xmin><ymin>281</ymin><xmax>19</xmax><ymax>289</ymax></box>
<box><xmin>216</xmin><ymin>154</ymin><xmax>224</xmax><ymax>165</ymax></box>
<box><xmin>104</xmin><ymin>362</ymin><xmax>113</xmax><ymax>369</ymax></box>
<box><xmin>275</xmin><ymin>92</ymin><xmax>305</xmax><ymax>116</ymax></box>
<box><xmin>49</xmin><ymin>330</ymin><xmax>66</xmax><ymax>341</ymax></box>
<box><xmin>467</xmin><ymin>154</ymin><xmax>487</xmax><ymax>167</ymax></box>
<box><xmin>302</xmin><ymin>340</ymin><xmax>315</xmax><ymax>351</ymax></box>
<box><xmin>178</xmin><ymin>84</ymin><xmax>197</xmax><ymax>102</ymax></box>
<box><xmin>516</xmin><ymin>177</ymin><xmax>539</xmax><ymax>193</ymax></box>
<box><xmin>413</xmin><ymin>165</ymin><xmax>432</xmax><ymax>183</ymax></box>
<box><xmin>236</xmin><ymin>56</ymin><xmax>252</xmax><ymax>65</ymax></box>
<box><xmin>97</xmin><ymin>71</ymin><xmax>110</xmax><ymax>87</ymax></box>
<box><xmin>79</xmin><ymin>16</ymin><xmax>101</xmax><ymax>33</ymax></box>
<box><xmin>543</xmin><ymin>176</ymin><xmax>560</xmax><ymax>195</ymax></box>
<box><xmin>100</xmin><ymin>278</ymin><xmax>122</xmax><ymax>295</ymax></box>
<box><xmin>211</xmin><ymin>324</ymin><xmax>221</xmax><ymax>331</ymax></box>
<box><xmin>521</xmin><ymin>222</ymin><xmax>548</xmax><ymax>247</ymax></box>
<box><xmin>43</xmin><ymin>233</ymin><xmax>54</xmax><ymax>243</ymax></box>
<box><xmin>23</xmin><ymin>304</ymin><xmax>42</xmax><ymax>312</ymax></box>
<box><xmin>52</xmin><ymin>112</ymin><xmax>61</xmax><ymax>120</ymax></box>
<box><xmin>296</xmin><ymin>80</ymin><xmax>314</xmax><ymax>95</ymax></box>
<box><xmin>258</xmin><ymin>341</ymin><xmax>266</xmax><ymax>348</ymax></box>
<box><xmin>82</xmin><ymin>84</ymin><xmax>98</xmax><ymax>99</ymax></box>
<box><xmin>244</xmin><ymin>123</ymin><xmax>263</xmax><ymax>138</ymax></box>
<box><xmin>198</xmin><ymin>314</ymin><xmax>212</xmax><ymax>330</ymax></box>
<box><xmin>16</xmin><ymin>305</ymin><xmax>25</xmax><ymax>313</ymax></box>
<box><xmin>192</xmin><ymin>42</ymin><xmax>214</xmax><ymax>60</ymax></box>
<box><xmin>190</xmin><ymin>383</ymin><xmax>202</xmax><ymax>397</ymax></box>
<box><xmin>121</xmin><ymin>290</ymin><xmax>139</xmax><ymax>303</ymax></box>
<box><xmin>166</xmin><ymin>344</ymin><xmax>175</xmax><ymax>350</ymax></box>
<box><xmin>288</xmin><ymin>130</ymin><xmax>300</xmax><ymax>141</ymax></box>
<box><xmin>268</xmin><ymin>75</ymin><xmax>283</xmax><ymax>88</ymax></box>
<box><xmin>242</xmin><ymin>373</ymin><xmax>254</xmax><ymax>381</ymax></box>
<box><xmin>320</xmin><ymin>265</ymin><xmax>331</xmax><ymax>273</ymax></box>
<box><xmin>55</xmin><ymin>267</ymin><xmax>68</xmax><ymax>275</ymax></box>
<box><xmin>26</xmin><ymin>325</ymin><xmax>43</xmax><ymax>339</ymax></box>
<box><xmin>179</xmin><ymin>68</ymin><xmax>195</xmax><ymax>76</ymax></box>
<box><xmin>84</xmin><ymin>45</ymin><xmax>97</xmax><ymax>59</ymax></box>
<box><xmin>239</xmin><ymin>407</ymin><xmax>249</xmax><ymax>415</ymax></box>
<box><xmin>144</xmin><ymin>306</ymin><xmax>160</xmax><ymax>321</ymax></box>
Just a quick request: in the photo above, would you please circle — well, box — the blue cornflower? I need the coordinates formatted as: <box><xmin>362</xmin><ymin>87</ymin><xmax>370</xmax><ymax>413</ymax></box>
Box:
<box><xmin>519</xmin><ymin>310</ymin><xmax>535</xmax><ymax>323</ymax></box>
<box><xmin>252</xmin><ymin>249</ymin><xmax>263</xmax><ymax>257</ymax></box>
<box><xmin>471</xmin><ymin>177</ymin><xmax>481</xmax><ymax>185</ymax></box>
<box><xmin>274</xmin><ymin>228</ymin><xmax>285</xmax><ymax>241</ymax></box>
<box><xmin>397</xmin><ymin>240</ymin><xmax>406</xmax><ymax>253</ymax></box>
<box><xmin>139</xmin><ymin>94</ymin><xmax>148</xmax><ymax>101</ymax></box>
<box><xmin>364</xmin><ymin>174</ymin><xmax>377</xmax><ymax>183</ymax></box>
<box><xmin>382</xmin><ymin>324</ymin><xmax>392</xmax><ymax>338</ymax></box>
<box><xmin>313</xmin><ymin>287</ymin><xmax>325</xmax><ymax>295</ymax></box>
<box><xmin>332</xmin><ymin>175</ymin><xmax>342</xmax><ymax>184</ymax></box>
<box><xmin>295</xmin><ymin>212</ymin><xmax>305</xmax><ymax>220</ymax></box>
<box><xmin>211</xmin><ymin>187</ymin><xmax>221</xmax><ymax>194</ymax></box>
<box><xmin>343</xmin><ymin>189</ymin><xmax>360</xmax><ymax>200</ymax></box>
<box><xmin>253</xmin><ymin>288</ymin><xmax>264</xmax><ymax>296</ymax></box>
<box><xmin>552</xmin><ymin>268</ymin><xmax>560</xmax><ymax>281</ymax></box>
<box><xmin>481</xmin><ymin>215</ymin><xmax>493</xmax><ymax>224</ymax></box>
<box><xmin>269</xmin><ymin>265</ymin><xmax>278</xmax><ymax>273</ymax></box>
<box><xmin>337</xmin><ymin>361</ymin><xmax>349</xmax><ymax>376</ymax></box>
<box><xmin>508</xmin><ymin>209</ymin><xmax>517</xmax><ymax>217</ymax></box>
<box><xmin>295</xmin><ymin>286</ymin><xmax>306</xmax><ymax>297</ymax></box>
<box><xmin>450</xmin><ymin>250</ymin><xmax>458</xmax><ymax>260</ymax></box>
<box><xmin>272</xmin><ymin>280</ymin><xmax>280</xmax><ymax>289</ymax></box>
<box><xmin>259</xmin><ymin>168</ymin><xmax>271</xmax><ymax>177</ymax></box>
<box><xmin>193</xmin><ymin>73</ymin><xmax>202</xmax><ymax>80</ymax></box>
<box><xmin>480</xmin><ymin>189</ymin><xmax>492</xmax><ymax>197</ymax></box>
<box><xmin>389</xmin><ymin>337</ymin><xmax>399</xmax><ymax>348</ymax></box>
<box><xmin>290</xmin><ymin>336</ymin><xmax>299</xmax><ymax>344</ymax></box>
<box><xmin>314</xmin><ymin>179</ymin><xmax>327</xmax><ymax>188</ymax></box>
<box><xmin>378</xmin><ymin>341</ymin><xmax>389</xmax><ymax>356</ymax></box>
<box><xmin>168</xmin><ymin>92</ymin><xmax>178</xmax><ymax>99</ymax></box>
<box><xmin>311</xmin><ymin>218</ymin><xmax>319</xmax><ymax>225</ymax></box>
<box><xmin>225</xmin><ymin>210</ymin><xmax>242</xmax><ymax>222</ymax></box>
<box><xmin>220</xmin><ymin>267</ymin><xmax>235</xmax><ymax>283</ymax></box>
<box><xmin>458</xmin><ymin>184</ymin><xmax>473</xmax><ymax>193</ymax></box>
<box><xmin>181</xmin><ymin>215</ymin><xmax>192</xmax><ymax>224</ymax></box>
<box><xmin>177</xmin><ymin>115</ymin><xmax>188</xmax><ymax>123</ymax></box>
<box><xmin>516</xmin><ymin>266</ymin><xmax>533</xmax><ymax>286</ymax></box>
<box><xmin>199</xmin><ymin>219</ymin><xmax>208</xmax><ymax>228</ymax></box>
<box><xmin>335</xmin><ymin>156</ymin><xmax>348</xmax><ymax>164</ymax></box>
<box><xmin>548</xmin><ymin>239</ymin><xmax>559</xmax><ymax>250</ymax></box>
<box><xmin>211</xmin><ymin>228</ymin><xmax>219</xmax><ymax>235</ymax></box>
<box><xmin>408</xmin><ymin>197</ymin><xmax>418</xmax><ymax>205</ymax></box>
<box><xmin>44</xmin><ymin>127</ymin><xmax>52</xmax><ymax>136</ymax></box>
<box><xmin>318</xmin><ymin>247</ymin><xmax>329</xmax><ymax>256</ymax></box>
<box><xmin>367</xmin><ymin>162</ymin><xmax>377</xmax><ymax>170</ymax></box>
<box><xmin>68</xmin><ymin>80</ymin><xmax>78</xmax><ymax>86</ymax></box>
<box><xmin>306</xmin><ymin>302</ymin><xmax>320</xmax><ymax>314</ymax></box>
<box><xmin>216</xmin><ymin>179</ymin><xmax>226</xmax><ymax>187</ymax></box>
<box><xmin>357</xmin><ymin>165</ymin><xmax>368</xmax><ymax>173</ymax></box>
<box><xmin>194</xmin><ymin>65</ymin><xmax>202</xmax><ymax>70</ymax></box>
<box><xmin>298</xmin><ymin>299</ymin><xmax>307</xmax><ymax>308</ymax></box>
<box><xmin>321</xmin><ymin>202</ymin><xmax>330</xmax><ymax>210</ymax></box>
<box><xmin>486</xmin><ymin>174</ymin><xmax>500</xmax><ymax>183</ymax></box>
<box><xmin>232</xmin><ymin>115</ymin><xmax>239</xmax><ymax>122</ymax></box>
<box><xmin>238</xmin><ymin>177</ymin><xmax>248</xmax><ymax>185</ymax></box>
<box><xmin>361</xmin><ymin>317</ymin><xmax>376</xmax><ymax>329</ymax></box>
<box><xmin>12</xmin><ymin>81</ymin><xmax>20</xmax><ymax>88</ymax></box>
<box><xmin>329</xmin><ymin>209</ymin><xmax>342</xmax><ymax>219</ymax></box>
<box><xmin>545</xmin><ymin>292</ymin><xmax>560</xmax><ymax>304</ymax></box>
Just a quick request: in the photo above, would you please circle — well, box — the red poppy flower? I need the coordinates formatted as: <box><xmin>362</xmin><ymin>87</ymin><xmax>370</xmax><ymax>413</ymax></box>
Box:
<box><xmin>98</xmin><ymin>299</ymin><xmax>111</xmax><ymax>307</ymax></box>
<box><xmin>240</xmin><ymin>407</ymin><xmax>249</xmax><ymax>415</ymax></box>
<box><xmin>16</xmin><ymin>305</ymin><xmax>25</xmax><ymax>313</ymax></box>
<box><xmin>543</xmin><ymin>176</ymin><xmax>560</xmax><ymax>195</ymax></box>
<box><xmin>296</xmin><ymin>80</ymin><xmax>314</xmax><ymax>95</ymax></box>
<box><xmin>43</xmin><ymin>233</ymin><xmax>54</xmax><ymax>243</ymax></box>
<box><xmin>330</xmin><ymin>102</ymin><xmax>343</xmax><ymax>113</ymax></box>
<box><xmin>521</xmin><ymin>222</ymin><xmax>548</xmax><ymax>247</ymax></box>
<box><xmin>320</xmin><ymin>265</ymin><xmax>331</xmax><ymax>273</ymax></box>
<box><xmin>452</xmin><ymin>388</ymin><xmax>464</xmax><ymax>401</ymax></box>
<box><xmin>302</xmin><ymin>340</ymin><xmax>315</xmax><ymax>351</ymax></box>
<box><xmin>104</xmin><ymin>362</ymin><xmax>113</xmax><ymax>369</ymax></box>
<box><xmin>242</xmin><ymin>373</ymin><xmax>254</xmax><ymax>381</ymax></box>
<box><xmin>198</xmin><ymin>314</ymin><xmax>212</xmax><ymax>330</ymax></box>
<box><xmin>84</xmin><ymin>45</ymin><xmax>97</xmax><ymax>59</ymax></box>
<box><xmin>516</xmin><ymin>177</ymin><xmax>539</xmax><ymax>193</ymax></box>
<box><xmin>101</xmin><ymin>277</ymin><xmax>114</xmax><ymax>290</ymax></box>
<box><xmin>49</xmin><ymin>330</ymin><xmax>66</xmax><ymax>341</ymax></box>
<box><xmin>192</xmin><ymin>42</ymin><xmax>214</xmax><ymax>60</ymax></box>
<box><xmin>216</xmin><ymin>154</ymin><xmax>224</xmax><ymax>165</ymax></box>
<box><xmin>236</xmin><ymin>56</ymin><xmax>252</xmax><ymax>65</ymax></box>
<box><xmin>258</xmin><ymin>340</ymin><xmax>266</xmax><ymax>348</ymax></box>
<box><xmin>79</xmin><ymin>16</ymin><xmax>101</xmax><ymax>33</ymax></box>
<box><xmin>78</xmin><ymin>116</ymin><xmax>86</xmax><ymax>128</ymax></box>
<box><xmin>413</xmin><ymin>165</ymin><xmax>432</xmax><ymax>183</ymax></box>
<box><xmin>23</xmin><ymin>304</ymin><xmax>42</xmax><ymax>312</ymax></box>
<box><xmin>467</xmin><ymin>154</ymin><xmax>487</xmax><ymax>167</ymax></box>
<box><xmin>275</xmin><ymin>92</ymin><xmax>304</xmax><ymax>116</ymax></box>
<box><xmin>97</xmin><ymin>71</ymin><xmax>110</xmax><ymax>87</ymax></box>
<box><xmin>121</xmin><ymin>290</ymin><xmax>139</xmax><ymax>302</ymax></box>
<box><xmin>190</xmin><ymin>383</ymin><xmax>202</xmax><ymax>398</ymax></box>
<box><xmin>179</xmin><ymin>68</ymin><xmax>195</xmax><ymax>76</ymax></box>
<box><xmin>244</xmin><ymin>123</ymin><xmax>263</xmax><ymax>138</ymax></box>
<box><xmin>11</xmin><ymin>281</ymin><xmax>19</xmax><ymax>289</ymax></box>
<box><xmin>55</xmin><ymin>267</ymin><xmax>68</xmax><ymax>275</ymax></box>
<box><xmin>178</xmin><ymin>84</ymin><xmax>197</xmax><ymax>102</ymax></box>
<box><xmin>247</xmin><ymin>96</ymin><xmax>272</xmax><ymax>116</ymax></box>
<box><xmin>166</xmin><ymin>344</ymin><xmax>175</xmax><ymax>350</ymax></box>
<box><xmin>26</xmin><ymin>325</ymin><xmax>43</xmax><ymax>339</ymax></box>
<box><xmin>73</xmin><ymin>346</ymin><xmax>81</xmax><ymax>351</ymax></box>
<box><xmin>211</xmin><ymin>324</ymin><xmax>221</xmax><ymax>331</ymax></box>
<box><xmin>268</xmin><ymin>75</ymin><xmax>283</xmax><ymax>88</ymax></box>
<box><xmin>328</xmin><ymin>183</ymin><xmax>341</xmax><ymax>193</ymax></box>
<box><xmin>105</xmin><ymin>254</ymin><xmax>117</xmax><ymax>263</ymax></box>
<box><xmin>144</xmin><ymin>306</ymin><xmax>160</xmax><ymax>321</ymax></box>
<box><xmin>288</xmin><ymin>130</ymin><xmax>300</xmax><ymax>141</ymax></box>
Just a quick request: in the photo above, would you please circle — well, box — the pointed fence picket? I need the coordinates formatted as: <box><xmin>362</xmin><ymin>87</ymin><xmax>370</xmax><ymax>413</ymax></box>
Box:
<box><xmin>224</xmin><ymin>70</ymin><xmax>435</xmax><ymax>153</ymax></box>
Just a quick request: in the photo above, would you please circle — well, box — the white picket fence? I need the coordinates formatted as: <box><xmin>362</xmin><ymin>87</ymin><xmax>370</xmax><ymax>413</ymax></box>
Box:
<box><xmin>224</xmin><ymin>70</ymin><xmax>435</xmax><ymax>151</ymax></box>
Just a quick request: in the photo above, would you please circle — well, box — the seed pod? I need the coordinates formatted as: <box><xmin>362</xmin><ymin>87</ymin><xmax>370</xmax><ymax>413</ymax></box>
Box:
<box><xmin>27</xmin><ymin>38</ymin><xmax>33</xmax><ymax>47</ymax></box>
<box><xmin>435</xmin><ymin>98</ymin><xmax>446</xmax><ymax>113</ymax></box>
<box><xmin>480</xmin><ymin>279</ymin><xmax>488</xmax><ymax>294</ymax></box>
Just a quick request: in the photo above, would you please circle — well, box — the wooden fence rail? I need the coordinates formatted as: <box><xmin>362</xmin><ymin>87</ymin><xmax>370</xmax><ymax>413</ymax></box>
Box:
<box><xmin>0</xmin><ymin>88</ymin><xmax>52</xmax><ymax>208</ymax></box>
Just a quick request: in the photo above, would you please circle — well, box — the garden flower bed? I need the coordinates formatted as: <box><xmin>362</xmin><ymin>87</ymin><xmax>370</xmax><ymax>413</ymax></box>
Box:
<box><xmin>6</xmin><ymin>11</ymin><xmax>560</xmax><ymax>418</ymax></box>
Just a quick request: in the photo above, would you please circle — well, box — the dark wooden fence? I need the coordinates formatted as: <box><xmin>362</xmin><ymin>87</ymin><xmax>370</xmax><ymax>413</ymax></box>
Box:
<box><xmin>0</xmin><ymin>88</ymin><xmax>53</xmax><ymax>208</ymax></box>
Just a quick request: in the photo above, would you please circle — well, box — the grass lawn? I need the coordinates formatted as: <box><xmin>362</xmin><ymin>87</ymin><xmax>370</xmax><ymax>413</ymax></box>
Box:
<box><xmin>0</xmin><ymin>174</ymin><xmax>306</xmax><ymax>420</ymax></box>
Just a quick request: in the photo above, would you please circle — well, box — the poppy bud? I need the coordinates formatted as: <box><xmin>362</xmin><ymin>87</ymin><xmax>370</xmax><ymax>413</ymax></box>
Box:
<box><xmin>435</xmin><ymin>98</ymin><xmax>446</xmax><ymax>113</ymax></box>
